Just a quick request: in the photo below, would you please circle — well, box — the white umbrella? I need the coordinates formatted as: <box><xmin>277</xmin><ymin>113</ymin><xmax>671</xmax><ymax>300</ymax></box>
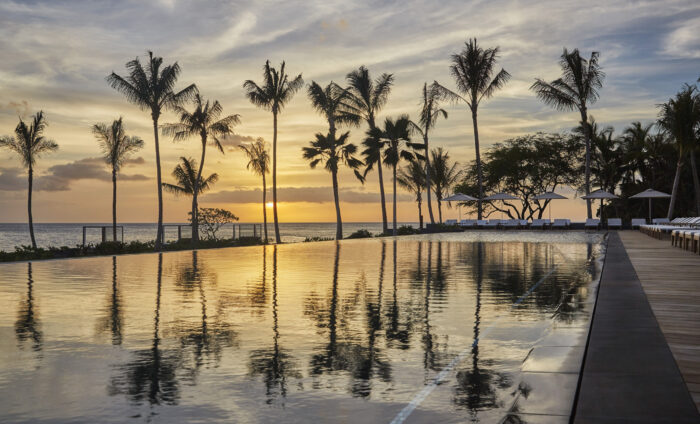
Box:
<box><xmin>533</xmin><ymin>192</ymin><xmax>568</xmax><ymax>221</ymax></box>
<box><xmin>441</xmin><ymin>193</ymin><xmax>478</xmax><ymax>221</ymax></box>
<box><xmin>582</xmin><ymin>189</ymin><xmax>619</xmax><ymax>220</ymax></box>
<box><xmin>629</xmin><ymin>188</ymin><xmax>671</xmax><ymax>222</ymax></box>
<box><xmin>483</xmin><ymin>192</ymin><xmax>520</xmax><ymax>219</ymax></box>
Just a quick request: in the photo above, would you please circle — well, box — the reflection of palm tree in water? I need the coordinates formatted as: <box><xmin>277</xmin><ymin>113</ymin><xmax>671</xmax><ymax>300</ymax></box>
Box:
<box><xmin>96</xmin><ymin>256</ymin><xmax>123</xmax><ymax>345</ymax></box>
<box><xmin>248</xmin><ymin>245</ymin><xmax>268</xmax><ymax>312</ymax></box>
<box><xmin>385</xmin><ymin>239</ymin><xmax>411</xmax><ymax>348</ymax></box>
<box><xmin>248</xmin><ymin>245</ymin><xmax>301</xmax><ymax>404</ymax></box>
<box><xmin>15</xmin><ymin>262</ymin><xmax>42</xmax><ymax>352</ymax></box>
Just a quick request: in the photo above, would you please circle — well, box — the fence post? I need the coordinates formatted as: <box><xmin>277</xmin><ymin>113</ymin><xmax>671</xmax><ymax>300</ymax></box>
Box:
<box><xmin>101</xmin><ymin>227</ymin><xmax>106</xmax><ymax>243</ymax></box>
<box><xmin>82</xmin><ymin>227</ymin><xmax>86</xmax><ymax>247</ymax></box>
<box><xmin>178</xmin><ymin>225</ymin><xmax>182</xmax><ymax>241</ymax></box>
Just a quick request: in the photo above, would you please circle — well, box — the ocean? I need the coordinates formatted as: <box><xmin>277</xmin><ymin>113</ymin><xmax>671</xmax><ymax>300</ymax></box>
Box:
<box><xmin>0</xmin><ymin>222</ymin><xmax>419</xmax><ymax>251</ymax></box>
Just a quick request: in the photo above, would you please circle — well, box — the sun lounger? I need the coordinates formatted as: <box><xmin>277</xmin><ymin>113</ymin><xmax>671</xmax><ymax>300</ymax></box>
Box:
<box><xmin>484</xmin><ymin>219</ymin><xmax>501</xmax><ymax>228</ymax></box>
<box><xmin>445</xmin><ymin>219</ymin><xmax>458</xmax><ymax>226</ymax></box>
<box><xmin>552</xmin><ymin>219</ymin><xmax>569</xmax><ymax>229</ymax></box>
<box><xmin>460</xmin><ymin>219</ymin><xmax>477</xmax><ymax>228</ymax></box>
<box><xmin>503</xmin><ymin>219</ymin><xmax>519</xmax><ymax>228</ymax></box>
<box><xmin>607</xmin><ymin>218</ymin><xmax>622</xmax><ymax>229</ymax></box>
<box><xmin>519</xmin><ymin>219</ymin><xmax>529</xmax><ymax>228</ymax></box>
<box><xmin>585</xmin><ymin>219</ymin><xmax>600</xmax><ymax>230</ymax></box>
<box><xmin>631</xmin><ymin>218</ymin><xmax>646</xmax><ymax>229</ymax></box>
<box><xmin>476</xmin><ymin>220</ymin><xmax>488</xmax><ymax>228</ymax></box>
<box><xmin>653</xmin><ymin>218</ymin><xmax>670</xmax><ymax>225</ymax></box>
<box><xmin>530</xmin><ymin>219</ymin><xmax>550</xmax><ymax>229</ymax></box>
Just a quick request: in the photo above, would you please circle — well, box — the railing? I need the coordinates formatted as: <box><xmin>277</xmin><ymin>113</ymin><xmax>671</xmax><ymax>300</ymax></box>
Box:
<box><xmin>82</xmin><ymin>225</ymin><xmax>124</xmax><ymax>246</ymax></box>
<box><xmin>159</xmin><ymin>223</ymin><xmax>264</xmax><ymax>244</ymax></box>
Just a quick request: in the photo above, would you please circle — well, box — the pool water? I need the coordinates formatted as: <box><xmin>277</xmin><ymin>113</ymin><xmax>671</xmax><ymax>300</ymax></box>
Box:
<box><xmin>0</xmin><ymin>232</ymin><xmax>604</xmax><ymax>423</ymax></box>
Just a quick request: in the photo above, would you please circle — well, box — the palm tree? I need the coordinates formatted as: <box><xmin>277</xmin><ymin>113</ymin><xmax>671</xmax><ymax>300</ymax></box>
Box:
<box><xmin>302</xmin><ymin>132</ymin><xmax>364</xmax><ymax>240</ymax></box>
<box><xmin>409</xmin><ymin>82</ymin><xmax>448</xmax><ymax>226</ymax></box>
<box><xmin>107</xmin><ymin>51</ymin><xmax>197</xmax><ymax>250</ymax></box>
<box><xmin>162</xmin><ymin>157</ymin><xmax>218</xmax><ymax>237</ymax></box>
<box><xmin>658</xmin><ymin>84</ymin><xmax>700</xmax><ymax>218</ymax></box>
<box><xmin>163</xmin><ymin>93</ymin><xmax>240</xmax><ymax>243</ymax></box>
<box><xmin>92</xmin><ymin>118</ymin><xmax>144</xmax><ymax>242</ymax></box>
<box><xmin>621</xmin><ymin>121</ymin><xmax>654</xmax><ymax>185</ymax></box>
<box><xmin>531</xmin><ymin>48</ymin><xmax>604</xmax><ymax>219</ymax></box>
<box><xmin>238</xmin><ymin>138</ymin><xmax>271</xmax><ymax>242</ymax></box>
<box><xmin>346</xmin><ymin>66</ymin><xmax>394</xmax><ymax>233</ymax></box>
<box><xmin>0</xmin><ymin>111</ymin><xmax>58</xmax><ymax>249</ymax></box>
<box><xmin>429</xmin><ymin>147</ymin><xmax>462</xmax><ymax>223</ymax></box>
<box><xmin>397</xmin><ymin>159</ymin><xmax>426</xmax><ymax>229</ymax></box>
<box><xmin>370</xmin><ymin>115</ymin><xmax>415</xmax><ymax>236</ymax></box>
<box><xmin>434</xmin><ymin>39</ymin><xmax>510</xmax><ymax>220</ymax></box>
<box><xmin>307</xmin><ymin>81</ymin><xmax>361</xmax><ymax>138</ymax></box>
<box><xmin>244</xmin><ymin>61</ymin><xmax>304</xmax><ymax>243</ymax></box>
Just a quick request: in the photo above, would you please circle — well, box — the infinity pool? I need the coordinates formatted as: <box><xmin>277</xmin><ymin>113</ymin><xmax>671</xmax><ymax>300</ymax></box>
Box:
<box><xmin>0</xmin><ymin>232</ymin><xmax>604</xmax><ymax>423</ymax></box>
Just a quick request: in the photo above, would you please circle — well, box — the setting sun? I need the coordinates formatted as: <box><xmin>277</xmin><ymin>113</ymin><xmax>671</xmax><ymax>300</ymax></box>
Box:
<box><xmin>266</xmin><ymin>202</ymin><xmax>274</xmax><ymax>208</ymax></box>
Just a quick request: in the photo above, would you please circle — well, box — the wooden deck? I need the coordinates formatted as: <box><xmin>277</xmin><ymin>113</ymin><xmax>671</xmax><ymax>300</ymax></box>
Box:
<box><xmin>619</xmin><ymin>231</ymin><xmax>700</xmax><ymax>411</ymax></box>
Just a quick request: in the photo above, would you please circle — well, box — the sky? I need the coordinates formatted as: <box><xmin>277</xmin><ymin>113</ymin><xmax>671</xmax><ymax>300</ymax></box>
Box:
<box><xmin>1</xmin><ymin>0</ymin><xmax>699</xmax><ymax>224</ymax></box>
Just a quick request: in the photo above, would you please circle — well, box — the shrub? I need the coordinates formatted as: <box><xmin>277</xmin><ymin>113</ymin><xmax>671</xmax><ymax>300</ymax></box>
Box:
<box><xmin>397</xmin><ymin>225</ymin><xmax>418</xmax><ymax>235</ymax></box>
<box><xmin>346</xmin><ymin>229</ymin><xmax>373</xmax><ymax>239</ymax></box>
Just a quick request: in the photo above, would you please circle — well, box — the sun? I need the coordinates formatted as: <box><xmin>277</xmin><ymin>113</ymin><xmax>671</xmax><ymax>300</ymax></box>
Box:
<box><xmin>266</xmin><ymin>202</ymin><xmax>274</xmax><ymax>208</ymax></box>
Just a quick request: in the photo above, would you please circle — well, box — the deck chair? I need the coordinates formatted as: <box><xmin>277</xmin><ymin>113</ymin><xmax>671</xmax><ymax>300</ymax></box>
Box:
<box><xmin>631</xmin><ymin>218</ymin><xmax>646</xmax><ymax>229</ymax></box>
<box><xmin>552</xmin><ymin>219</ymin><xmax>569</xmax><ymax>229</ymax></box>
<box><xmin>585</xmin><ymin>219</ymin><xmax>601</xmax><ymax>230</ymax></box>
<box><xmin>607</xmin><ymin>218</ymin><xmax>622</xmax><ymax>229</ymax></box>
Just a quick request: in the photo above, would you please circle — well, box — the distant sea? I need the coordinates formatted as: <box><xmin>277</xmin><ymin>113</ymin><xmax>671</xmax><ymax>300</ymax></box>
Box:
<box><xmin>0</xmin><ymin>222</ymin><xmax>419</xmax><ymax>251</ymax></box>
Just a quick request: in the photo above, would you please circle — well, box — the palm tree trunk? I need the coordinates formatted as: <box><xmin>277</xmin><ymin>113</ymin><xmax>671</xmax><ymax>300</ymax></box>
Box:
<box><xmin>27</xmin><ymin>166</ymin><xmax>37</xmax><ymax>250</ymax></box>
<box><xmin>370</xmin><ymin>118</ymin><xmax>388</xmax><ymax>234</ymax></box>
<box><xmin>580</xmin><ymin>109</ymin><xmax>593</xmax><ymax>219</ymax></box>
<box><xmin>690</xmin><ymin>152</ymin><xmax>700</xmax><ymax>215</ymax></box>
<box><xmin>424</xmin><ymin>134</ymin><xmax>435</xmax><ymax>225</ymax></box>
<box><xmin>437</xmin><ymin>196</ymin><xmax>443</xmax><ymax>223</ymax></box>
<box><xmin>112</xmin><ymin>169</ymin><xmax>118</xmax><ymax>242</ymax></box>
<box><xmin>153</xmin><ymin>118</ymin><xmax>164</xmax><ymax>250</ymax></box>
<box><xmin>417</xmin><ymin>192</ymin><xmax>423</xmax><ymax>230</ymax></box>
<box><xmin>332</xmin><ymin>170</ymin><xmax>342</xmax><ymax>240</ymax></box>
<box><xmin>262</xmin><ymin>172</ymin><xmax>268</xmax><ymax>243</ymax></box>
<box><xmin>393</xmin><ymin>165</ymin><xmax>398</xmax><ymax>236</ymax></box>
<box><xmin>192</xmin><ymin>139</ymin><xmax>207</xmax><ymax>244</ymax></box>
<box><xmin>272</xmin><ymin>110</ymin><xmax>281</xmax><ymax>244</ymax></box>
<box><xmin>472</xmin><ymin>109</ymin><xmax>484</xmax><ymax>220</ymax></box>
<box><xmin>667</xmin><ymin>153</ymin><xmax>684</xmax><ymax>220</ymax></box>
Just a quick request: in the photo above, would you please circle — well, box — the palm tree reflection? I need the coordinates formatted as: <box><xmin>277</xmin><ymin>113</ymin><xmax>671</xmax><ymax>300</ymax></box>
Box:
<box><xmin>15</xmin><ymin>262</ymin><xmax>42</xmax><ymax>352</ymax></box>
<box><xmin>96</xmin><ymin>256</ymin><xmax>123</xmax><ymax>345</ymax></box>
<box><xmin>385</xmin><ymin>239</ymin><xmax>411</xmax><ymax>348</ymax></box>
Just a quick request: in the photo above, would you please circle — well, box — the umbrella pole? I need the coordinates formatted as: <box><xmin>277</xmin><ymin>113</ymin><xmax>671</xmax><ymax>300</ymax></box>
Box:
<box><xmin>648</xmin><ymin>198</ymin><xmax>652</xmax><ymax>223</ymax></box>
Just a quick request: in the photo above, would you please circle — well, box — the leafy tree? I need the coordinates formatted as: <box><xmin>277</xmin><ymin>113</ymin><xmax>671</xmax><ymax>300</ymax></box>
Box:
<box><xmin>92</xmin><ymin>117</ymin><xmax>144</xmax><ymax>242</ymax></box>
<box><xmin>302</xmin><ymin>131</ymin><xmax>364</xmax><ymax>240</ymax></box>
<box><xmin>163</xmin><ymin>93</ymin><xmax>240</xmax><ymax>243</ymax></box>
<box><xmin>397</xmin><ymin>159</ymin><xmax>426</xmax><ymax>229</ymax></box>
<box><xmin>429</xmin><ymin>147</ymin><xmax>462</xmax><ymax>223</ymax></box>
<box><xmin>107</xmin><ymin>51</ymin><xmax>197</xmax><ymax>250</ymax></box>
<box><xmin>434</xmin><ymin>38</ymin><xmax>511</xmax><ymax>220</ymax></box>
<box><xmin>238</xmin><ymin>139</ymin><xmax>270</xmax><ymax>242</ymax></box>
<box><xmin>194</xmin><ymin>208</ymin><xmax>239</xmax><ymax>240</ymax></box>
<box><xmin>0</xmin><ymin>111</ymin><xmax>58</xmax><ymax>249</ymax></box>
<box><xmin>244</xmin><ymin>61</ymin><xmax>303</xmax><ymax>243</ymax></box>
<box><xmin>346</xmin><ymin>66</ymin><xmax>394</xmax><ymax>233</ymax></box>
<box><xmin>531</xmin><ymin>48</ymin><xmax>604</xmax><ymax>219</ymax></box>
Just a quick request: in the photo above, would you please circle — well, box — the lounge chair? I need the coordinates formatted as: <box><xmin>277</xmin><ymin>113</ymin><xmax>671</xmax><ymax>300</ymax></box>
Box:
<box><xmin>460</xmin><ymin>219</ymin><xmax>477</xmax><ymax>228</ymax></box>
<box><xmin>445</xmin><ymin>219</ymin><xmax>458</xmax><ymax>226</ymax></box>
<box><xmin>484</xmin><ymin>219</ymin><xmax>501</xmax><ymax>228</ymax></box>
<box><xmin>552</xmin><ymin>219</ymin><xmax>569</xmax><ymax>229</ymax></box>
<box><xmin>518</xmin><ymin>219</ymin><xmax>529</xmax><ymax>228</ymax></box>
<box><xmin>530</xmin><ymin>219</ymin><xmax>549</xmax><ymax>229</ymax></box>
<box><xmin>585</xmin><ymin>218</ymin><xmax>600</xmax><ymax>230</ymax></box>
<box><xmin>476</xmin><ymin>220</ymin><xmax>488</xmax><ymax>228</ymax></box>
<box><xmin>631</xmin><ymin>218</ymin><xmax>646</xmax><ymax>229</ymax></box>
<box><xmin>653</xmin><ymin>218</ymin><xmax>670</xmax><ymax>224</ymax></box>
<box><xmin>503</xmin><ymin>219</ymin><xmax>519</xmax><ymax>228</ymax></box>
<box><xmin>607</xmin><ymin>218</ymin><xmax>622</xmax><ymax>229</ymax></box>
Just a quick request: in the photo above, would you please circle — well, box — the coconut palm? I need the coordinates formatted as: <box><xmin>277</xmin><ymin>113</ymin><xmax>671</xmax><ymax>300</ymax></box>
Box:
<box><xmin>658</xmin><ymin>84</ymin><xmax>700</xmax><ymax>218</ymax></box>
<box><xmin>408</xmin><ymin>82</ymin><xmax>448</xmax><ymax>226</ymax></box>
<box><xmin>369</xmin><ymin>115</ymin><xmax>415</xmax><ymax>236</ymax></box>
<box><xmin>397</xmin><ymin>159</ymin><xmax>426</xmax><ymax>229</ymax></box>
<box><xmin>0</xmin><ymin>111</ymin><xmax>58</xmax><ymax>249</ymax></box>
<box><xmin>162</xmin><ymin>157</ymin><xmax>218</xmax><ymax>234</ymax></box>
<box><xmin>302</xmin><ymin>131</ymin><xmax>364</xmax><ymax>240</ymax></box>
<box><xmin>429</xmin><ymin>147</ymin><xmax>462</xmax><ymax>223</ymax></box>
<box><xmin>162</xmin><ymin>93</ymin><xmax>240</xmax><ymax>243</ymax></box>
<box><xmin>92</xmin><ymin>117</ymin><xmax>144</xmax><ymax>242</ymax></box>
<box><xmin>307</xmin><ymin>81</ymin><xmax>361</xmax><ymax>138</ymax></box>
<box><xmin>106</xmin><ymin>51</ymin><xmax>197</xmax><ymax>250</ymax></box>
<box><xmin>531</xmin><ymin>48</ymin><xmax>604</xmax><ymax>219</ymax></box>
<box><xmin>346</xmin><ymin>66</ymin><xmax>394</xmax><ymax>234</ymax></box>
<box><xmin>621</xmin><ymin>121</ymin><xmax>655</xmax><ymax>185</ymax></box>
<box><xmin>238</xmin><ymin>138</ymin><xmax>271</xmax><ymax>242</ymax></box>
<box><xmin>244</xmin><ymin>61</ymin><xmax>304</xmax><ymax>243</ymax></box>
<box><xmin>434</xmin><ymin>39</ymin><xmax>510</xmax><ymax>220</ymax></box>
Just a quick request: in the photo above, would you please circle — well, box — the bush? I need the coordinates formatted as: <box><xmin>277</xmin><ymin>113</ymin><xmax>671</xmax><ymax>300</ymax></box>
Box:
<box><xmin>397</xmin><ymin>225</ymin><xmax>418</xmax><ymax>235</ymax></box>
<box><xmin>346</xmin><ymin>229</ymin><xmax>373</xmax><ymax>239</ymax></box>
<box><xmin>304</xmin><ymin>236</ymin><xmax>334</xmax><ymax>242</ymax></box>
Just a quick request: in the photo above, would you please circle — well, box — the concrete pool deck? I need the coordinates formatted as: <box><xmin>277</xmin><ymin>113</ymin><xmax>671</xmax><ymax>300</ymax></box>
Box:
<box><xmin>573</xmin><ymin>231</ymin><xmax>700</xmax><ymax>423</ymax></box>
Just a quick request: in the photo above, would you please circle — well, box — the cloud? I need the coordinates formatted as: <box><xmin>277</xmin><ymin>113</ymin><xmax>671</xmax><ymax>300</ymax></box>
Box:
<box><xmin>0</xmin><ymin>167</ymin><xmax>26</xmax><ymax>191</ymax></box>
<box><xmin>0</xmin><ymin>100</ymin><xmax>31</xmax><ymax>118</ymax></box>
<box><xmin>219</xmin><ymin>133</ymin><xmax>261</xmax><ymax>149</ymax></box>
<box><xmin>202</xmin><ymin>186</ymin><xmax>413</xmax><ymax>204</ymax></box>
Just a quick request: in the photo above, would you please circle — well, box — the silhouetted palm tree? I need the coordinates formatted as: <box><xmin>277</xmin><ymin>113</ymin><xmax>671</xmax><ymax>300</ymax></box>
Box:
<box><xmin>107</xmin><ymin>51</ymin><xmax>197</xmax><ymax>250</ymax></box>
<box><xmin>238</xmin><ymin>139</ymin><xmax>271</xmax><ymax>242</ymax></box>
<box><xmin>163</xmin><ymin>93</ymin><xmax>240</xmax><ymax>243</ymax></box>
<box><xmin>429</xmin><ymin>148</ymin><xmax>462</xmax><ymax>223</ymax></box>
<box><xmin>435</xmin><ymin>39</ymin><xmax>510</xmax><ymax>220</ymax></box>
<box><xmin>409</xmin><ymin>82</ymin><xmax>448</xmax><ymax>225</ymax></box>
<box><xmin>658</xmin><ymin>84</ymin><xmax>700</xmax><ymax>218</ymax></box>
<box><xmin>370</xmin><ymin>115</ymin><xmax>415</xmax><ymax>236</ymax></box>
<box><xmin>0</xmin><ymin>111</ymin><xmax>58</xmax><ymax>249</ymax></box>
<box><xmin>346</xmin><ymin>66</ymin><xmax>394</xmax><ymax>233</ymax></box>
<box><xmin>621</xmin><ymin>121</ymin><xmax>655</xmax><ymax>185</ymax></box>
<box><xmin>307</xmin><ymin>81</ymin><xmax>361</xmax><ymax>137</ymax></box>
<box><xmin>303</xmin><ymin>132</ymin><xmax>364</xmax><ymax>240</ymax></box>
<box><xmin>531</xmin><ymin>48</ymin><xmax>604</xmax><ymax>219</ymax></box>
<box><xmin>244</xmin><ymin>61</ymin><xmax>303</xmax><ymax>243</ymax></box>
<box><xmin>162</xmin><ymin>157</ymin><xmax>218</xmax><ymax>235</ymax></box>
<box><xmin>92</xmin><ymin>118</ymin><xmax>144</xmax><ymax>241</ymax></box>
<box><xmin>397</xmin><ymin>159</ymin><xmax>426</xmax><ymax>229</ymax></box>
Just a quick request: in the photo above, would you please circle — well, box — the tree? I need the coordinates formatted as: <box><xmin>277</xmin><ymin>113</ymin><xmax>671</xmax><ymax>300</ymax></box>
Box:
<box><xmin>238</xmin><ymin>138</ymin><xmax>271</xmax><ymax>242</ymax></box>
<box><xmin>434</xmin><ymin>38</ymin><xmax>511</xmax><ymax>220</ymax></box>
<box><xmin>0</xmin><ymin>111</ymin><xmax>58</xmax><ymax>249</ymax></box>
<box><xmin>107</xmin><ymin>51</ymin><xmax>197</xmax><ymax>250</ymax></box>
<box><xmin>409</xmin><ymin>82</ymin><xmax>448</xmax><ymax>226</ymax></box>
<box><xmin>163</xmin><ymin>93</ymin><xmax>240</xmax><ymax>243</ymax></box>
<box><xmin>346</xmin><ymin>66</ymin><xmax>394</xmax><ymax>234</ymax></box>
<box><xmin>302</xmin><ymin>131</ymin><xmax>364</xmax><ymax>240</ymax></box>
<box><xmin>162</xmin><ymin>156</ymin><xmax>218</xmax><ymax>240</ymax></box>
<box><xmin>621</xmin><ymin>121</ymin><xmax>655</xmax><ymax>186</ymax></box>
<box><xmin>244</xmin><ymin>60</ymin><xmax>304</xmax><ymax>243</ymax></box>
<box><xmin>369</xmin><ymin>115</ymin><xmax>415</xmax><ymax>235</ymax></box>
<box><xmin>195</xmin><ymin>208</ymin><xmax>239</xmax><ymax>241</ymax></box>
<box><xmin>397</xmin><ymin>159</ymin><xmax>426</xmax><ymax>229</ymax></box>
<box><xmin>658</xmin><ymin>84</ymin><xmax>700</xmax><ymax>218</ymax></box>
<box><xmin>307</xmin><ymin>81</ymin><xmax>361</xmax><ymax>138</ymax></box>
<box><xmin>92</xmin><ymin>117</ymin><xmax>144</xmax><ymax>242</ymax></box>
<box><xmin>429</xmin><ymin>147</ymin><xmax>462</xmax><ymax>223</ymax></box>
<box><xmin>531</xmin><ymin>48</ymin><xmax>604</xmax><ymax>219</ymax></box>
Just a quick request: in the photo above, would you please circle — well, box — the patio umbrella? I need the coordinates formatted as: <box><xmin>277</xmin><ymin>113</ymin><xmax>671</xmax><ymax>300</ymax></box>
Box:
<box><xmin>581</xmin><ymin>189</ymin><xmax>619</xmax><ymax>220</ymax></box>
<box><xmin>441</xmin><ymin>193</ymin><xmax>478</xmax><ymax>221</ymax></box>
<box><xmin>533</xmin><ymin>192</ymin><xmax>568</xmax><ymax>222</ymax></box>
<box><xmin>483</xmin><ymin>192</ymin><xmax>520</xmax><ymax>219</ymax></box>
<box><xmin>629</xmin><ymin>188</ymin><xmax>671</xmax><ymax>222</ymax></box>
